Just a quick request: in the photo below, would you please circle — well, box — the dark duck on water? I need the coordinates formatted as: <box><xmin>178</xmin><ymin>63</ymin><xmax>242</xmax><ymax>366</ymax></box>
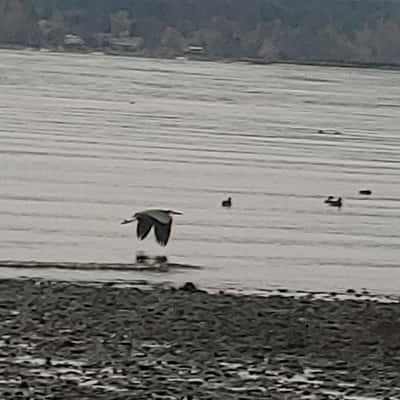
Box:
<box><xmin>324</xmin><ymin>196</ymin><xmax>334</xmax><ymax>204</ymax></box>
<box><xmin>324</xmin><ymin>196</ymin><xmax>342</xmax><ymax>208</ymax></box>
<box><xmin>222</xmin><ymin>196</ymin><xmax>232</xmax><ymax>207</ymax></box>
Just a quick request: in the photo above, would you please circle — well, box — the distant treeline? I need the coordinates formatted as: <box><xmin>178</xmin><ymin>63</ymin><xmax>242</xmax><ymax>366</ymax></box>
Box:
<box><xmin>2</xmin><ymin>0</ymin><xmax>400</xmax><ymax>64</ymax></box>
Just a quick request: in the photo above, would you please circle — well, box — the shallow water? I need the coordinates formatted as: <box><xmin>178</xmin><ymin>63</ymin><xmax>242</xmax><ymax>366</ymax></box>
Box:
<box><xmin>0</xmin><ymin>49</ymin><xmax>399</xmax><ymax>294</ymax></box>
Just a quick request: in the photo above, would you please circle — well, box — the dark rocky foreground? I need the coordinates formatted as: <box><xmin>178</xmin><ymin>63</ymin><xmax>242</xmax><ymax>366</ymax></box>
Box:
<box><xmin>0</xmin><ymin>279</ymin><xmax>400</xmax><ymax>399</ymax></box>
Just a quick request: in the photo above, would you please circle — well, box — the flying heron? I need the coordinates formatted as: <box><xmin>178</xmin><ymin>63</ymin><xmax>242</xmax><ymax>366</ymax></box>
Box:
<box><xmin>121</xmin><ymin>209</ymin><xmax>182</xmax><ymax>246</ymax></box>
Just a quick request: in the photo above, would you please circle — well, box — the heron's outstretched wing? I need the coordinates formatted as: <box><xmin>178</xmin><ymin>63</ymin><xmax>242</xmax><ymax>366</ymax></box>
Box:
<box><xmin>154</xmin><ymin>219</ymin><xmax>172</xmax><ymax>246</ymax></box>
<box><xmin>136</xmin><ymin>215</ymin><xmax>153</xmax><ymax>240</ymax></box>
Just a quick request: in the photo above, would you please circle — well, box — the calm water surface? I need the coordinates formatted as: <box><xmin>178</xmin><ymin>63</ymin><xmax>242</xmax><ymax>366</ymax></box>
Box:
<box><xmin>0</xmin><ymin>49</ymin><xmax>399</xmax><ymax>294</ymax></box>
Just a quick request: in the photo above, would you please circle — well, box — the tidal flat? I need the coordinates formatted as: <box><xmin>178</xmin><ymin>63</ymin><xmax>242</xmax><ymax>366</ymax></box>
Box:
<box><xmin>0</xmin><ymin>278</ymin><xmax>399</xmax><ymax>399</ymax></box>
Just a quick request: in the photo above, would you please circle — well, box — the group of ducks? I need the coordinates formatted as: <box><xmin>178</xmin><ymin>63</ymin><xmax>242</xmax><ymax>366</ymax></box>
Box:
<box><xmin>324</xmin><ymin>189</ymin><xmax>372</xmax><ymax>209</ymax></box>
<box><xmin>324</xmin><ymin>196</ymin><xmax>342</xmax><ymax>208</ymax></box>
<box><xmin>223</xmin><ymin>190</ymin><xmax>372</xmax><ymax>211</ymax></box>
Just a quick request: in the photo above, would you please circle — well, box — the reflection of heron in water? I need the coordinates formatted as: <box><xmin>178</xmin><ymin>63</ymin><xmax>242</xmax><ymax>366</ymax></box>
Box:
<box><xmin>121</xmin><ymin>209</ymin><xmax>182</xmax><ymax>246</ymax></box>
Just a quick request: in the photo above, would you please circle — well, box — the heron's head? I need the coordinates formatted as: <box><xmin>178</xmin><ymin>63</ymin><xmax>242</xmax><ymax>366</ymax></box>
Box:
<box><xmin>121</xmin><ymin>214</ymin><xmax>137</xmax><ymax>225</ymax></box>
<box><xmin>167</xmin><ymin>210</ymin><xmax>183</xmax><ymax>215</ymax></box>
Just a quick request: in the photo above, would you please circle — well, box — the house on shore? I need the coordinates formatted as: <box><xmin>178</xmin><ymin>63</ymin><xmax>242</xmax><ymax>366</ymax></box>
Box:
<box><xmin>184</xmin><ymin>45</ymin><xmax>209</xmax><ymax>60</ymax></box>
<box><xmin>64</xmin><ymin>34</ymin><xmax>86</xmax><ymax>49</ymax></box>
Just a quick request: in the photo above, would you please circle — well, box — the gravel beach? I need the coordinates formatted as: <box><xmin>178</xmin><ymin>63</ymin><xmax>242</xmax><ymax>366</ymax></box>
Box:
<box><xmin>1</xmin><ymin>278</ymin><xmax>400</xmax><ymax>399</ymax></box>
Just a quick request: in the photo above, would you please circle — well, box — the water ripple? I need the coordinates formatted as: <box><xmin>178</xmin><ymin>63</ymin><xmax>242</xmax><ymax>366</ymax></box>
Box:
<box><xmin>0</xmin><ymin>49</ymin><xmax>399</xmax><ymax>294</ymax></box>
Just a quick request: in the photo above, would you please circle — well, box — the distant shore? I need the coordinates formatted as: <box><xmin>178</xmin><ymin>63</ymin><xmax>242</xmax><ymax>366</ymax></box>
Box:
<box><xmin>1</xmin><ymin>277</ymin><xmax>400</xmax><ymax>399</ymax></box>
<box><xmin>242</xmin><ymin>57</ymin><xmax>400</xmax><ymax>71</ymax></box>
<box><xmin>2</xmin><ymin>44</ymin><xmax>400</xmax><ymax>72</ymax></box>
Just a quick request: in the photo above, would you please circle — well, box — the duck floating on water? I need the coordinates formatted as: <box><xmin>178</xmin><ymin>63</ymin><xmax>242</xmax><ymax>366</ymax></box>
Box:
<box><xmin>359</xmin><ymin>189</ymin><xmax>372</xmax><ymax>195</ymax></box>
<box><xmin>317</xmin><ymin>129</ymin><xmax>342</xmax><ymax>135</ymax></box>
<box><xmin>325</xmin><ymin>196</ymin><xmax>342</xmax><ymax>208</ymax></box>
<box><xmin>324</xmin><ymin>196</ymin><xmax>334</xmax><ymax>204</ymax></box>
<box><xmin>222</xmin><ymin>196</ymin><xmax>232</xmax><ymax>207</ymax></box>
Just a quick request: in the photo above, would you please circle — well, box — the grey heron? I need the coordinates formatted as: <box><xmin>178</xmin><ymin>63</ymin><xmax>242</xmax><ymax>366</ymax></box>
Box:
<box><xmin>121</xmin><ymin>209</ymin><xmax>182</xmax><ymax>246</ymax></box>
<box><xmin>222</xmin><ymin>197</ymin><xmax>232</xmax><ymax>207</ymax></box>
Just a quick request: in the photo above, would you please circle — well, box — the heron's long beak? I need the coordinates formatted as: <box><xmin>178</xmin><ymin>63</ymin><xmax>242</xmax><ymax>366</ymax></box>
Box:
<box><xmin>170</xmin><ymin>211</ymin><xmax>183</xmax><ymax>215</ymax></box>
<box><xmin>121</xmin><ymin>217</ymin><xmax>135</xmax><ymax>225</ymax></box>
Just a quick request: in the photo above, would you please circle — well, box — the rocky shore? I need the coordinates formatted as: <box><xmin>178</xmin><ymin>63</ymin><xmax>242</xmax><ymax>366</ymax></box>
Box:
<box><xmin>0</xmin><ymin>278</ymin><xmax>400</xmax><ymax>399</ymax></box>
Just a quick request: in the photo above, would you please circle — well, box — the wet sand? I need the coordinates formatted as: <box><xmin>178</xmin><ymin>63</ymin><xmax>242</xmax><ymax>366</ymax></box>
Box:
<box><xmin>1</xmin><ymin>279</ymin><xmax>400</xmax><ymax>399</ymax></box>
